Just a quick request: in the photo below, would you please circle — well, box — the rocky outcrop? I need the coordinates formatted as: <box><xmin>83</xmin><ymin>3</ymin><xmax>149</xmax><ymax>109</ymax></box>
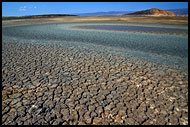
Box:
<box><xmin>126</xmin><ymin>8</ymin><xmax>175</xmax><ymax>16</ymax></box>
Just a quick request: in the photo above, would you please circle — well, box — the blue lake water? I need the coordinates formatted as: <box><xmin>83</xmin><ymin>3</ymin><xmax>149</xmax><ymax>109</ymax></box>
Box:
<box><xmin>78</xmin><ymin>25</ymin><xmax>188</xmax><ymax>33</ymax></box>
<box><xmin>2</xmin><ymin>22</ymin><xmax>188</xmax><ymax>67</ymax></box>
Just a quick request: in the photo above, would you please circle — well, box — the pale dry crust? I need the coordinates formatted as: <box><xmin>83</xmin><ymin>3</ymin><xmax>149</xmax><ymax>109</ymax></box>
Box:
<box><xmin>2</xmin><ymin>15</ymin><xmax>188</xmax><ymax>27</ymax></box>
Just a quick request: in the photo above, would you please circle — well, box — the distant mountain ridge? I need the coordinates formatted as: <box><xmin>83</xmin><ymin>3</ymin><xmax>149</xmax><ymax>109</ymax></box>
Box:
<box><xmin>166</xmin><ymin>8</ymin><xmax>188</xmax><ymax>16</ymax></box>
<box><xmin>74</xmin><ymin>11</ymin><xmax>134</xmax><ymax>16</ymax></box>
<box><xmin>126</xmin><ymin>8</ymin><xmax>175</xmax><ymax>16</ymax></box>
<box><xmin>73</xmin><ymin>8</ymin><xmax>187</xmax><ymax>16</ymax></box>
<box><xmin>3</xmin><ymin>8</ymin><xmax>188</xmax><ymax>18</ymax></box>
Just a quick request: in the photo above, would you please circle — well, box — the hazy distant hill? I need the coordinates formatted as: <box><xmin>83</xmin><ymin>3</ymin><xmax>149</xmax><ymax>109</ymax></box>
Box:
<box><xmin>126</xmin><ymin>8</ymin><xmax>175</xmax><ymax>16</ymax></box>
<box><xmin>166</xmin><ymin>8</ymin><xmax>188</xmax><ymax>16</ymax></box>
<box><xmin>74</xmin><ymin>8</ymin><xmax>188</xmax><ymax>16</ymax></box>
<box><xmin>73</xmin><ymin>11</ymin><xmax>134</xmax><ymax>16</ymax></box>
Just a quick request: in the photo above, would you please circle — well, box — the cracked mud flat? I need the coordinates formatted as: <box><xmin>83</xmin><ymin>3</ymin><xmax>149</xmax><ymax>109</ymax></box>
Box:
<box><xmin>2</xmin><ymin>21</ymin><xmax>188</xmax><ymax>125</ymax></box>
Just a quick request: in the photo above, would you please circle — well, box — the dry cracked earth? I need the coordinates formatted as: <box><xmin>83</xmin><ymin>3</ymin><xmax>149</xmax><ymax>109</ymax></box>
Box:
<box><xmin>2</xmin><ymin>41</ymin><xmax>188</xmax><ymax>125</ymax></box>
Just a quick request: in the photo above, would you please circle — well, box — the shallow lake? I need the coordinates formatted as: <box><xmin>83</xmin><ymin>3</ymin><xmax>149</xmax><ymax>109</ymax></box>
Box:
<box><xmin>78</xmin><ymin>25</ymin><xmax>188</xmax><ymax>33</ymax></box>
<box><xmin>2</xmin><ymin>22</ymin><xmax>188</xmax><ymax>67</ymax></box>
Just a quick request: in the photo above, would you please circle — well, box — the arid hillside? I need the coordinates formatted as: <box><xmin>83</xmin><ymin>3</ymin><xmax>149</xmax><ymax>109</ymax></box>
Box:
<box><xmin>126</xmin><ymin>8</ymin><xmax>175</xmax><ymax>16</ymax></box>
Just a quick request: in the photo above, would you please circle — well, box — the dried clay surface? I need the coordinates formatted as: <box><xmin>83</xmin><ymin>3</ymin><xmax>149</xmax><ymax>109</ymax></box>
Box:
<box><xmin>2</xmin><ymin>19</ymin><xmax>188</xmax><ymax>125</ymax></box>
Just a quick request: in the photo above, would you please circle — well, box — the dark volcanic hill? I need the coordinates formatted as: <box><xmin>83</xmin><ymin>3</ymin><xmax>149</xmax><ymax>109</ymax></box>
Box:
<box><xmin>126</xmin><ymin>8</ymin><xmax>175</xmax><ymax>16</ymax></box>
<box><xmin>2</xmin><ymin>14</ymin><xmax>77</xmax><ymax>20</ymax></box>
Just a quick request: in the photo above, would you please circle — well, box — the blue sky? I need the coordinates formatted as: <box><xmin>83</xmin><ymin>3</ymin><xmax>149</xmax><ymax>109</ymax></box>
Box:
<box><xmin>2</xmin><ymin>2</ymin><xmax>188</xmax><ymax>16</ymax></box>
